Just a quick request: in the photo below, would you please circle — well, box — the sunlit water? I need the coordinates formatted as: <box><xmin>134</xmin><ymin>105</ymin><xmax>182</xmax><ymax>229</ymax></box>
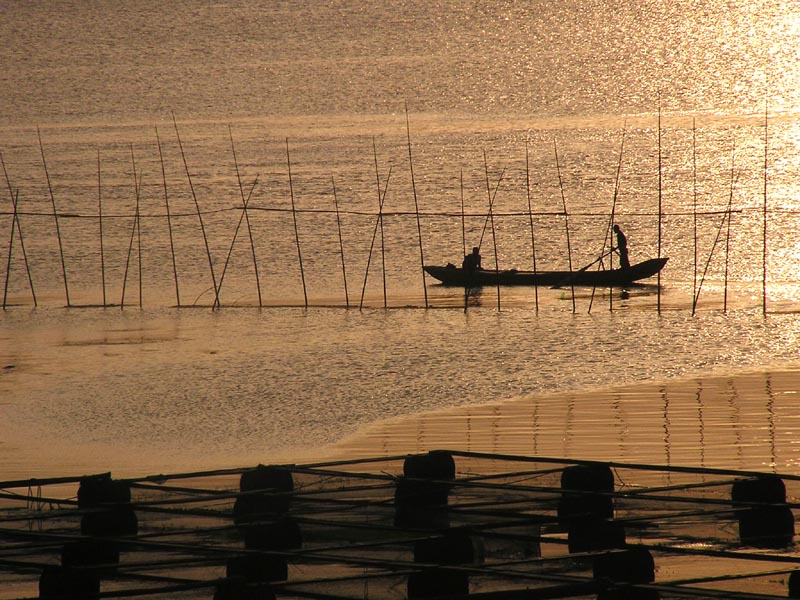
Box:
<box><xmin>1</xmin><ymin>0</ymin><xmax>800</xmax><ymax>478</ymax></box>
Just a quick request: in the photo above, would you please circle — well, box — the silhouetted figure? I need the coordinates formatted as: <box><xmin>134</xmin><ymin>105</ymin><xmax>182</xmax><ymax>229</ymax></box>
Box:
<box><xmin>462</xmin><ymin>247</ymin><xmax>482</xmax><ymax>273</ymax></box>
<box><xmin>613</xmin><ymin>225</ymin><xmax>630</xmax><ymax>270</ymax></box>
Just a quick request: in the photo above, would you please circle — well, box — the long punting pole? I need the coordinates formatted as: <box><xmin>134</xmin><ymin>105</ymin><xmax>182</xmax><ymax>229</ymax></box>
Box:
<box><xmin>723</xmin><ymin>136</ymin><xmax>736</xmax><ymax>314</ymax></box>
<box><xmin>525</xmin><ymin>140</ymin><xmax>539</xmax><ymax>312</ymax></box>
<box><xmin>762</xmin><ymin>101</ymin><xmax>768</xmax><ymax>316</ymax></box>
<box><xmin>483</xmin><ymin>150</ymin><xmax>501</xmax><ymax>311</ymax></box>
<box><xmin>373</xmin><ymin>138</ymin><xmax>387</xmax><ymax>308</ymax></box>
<box><xmin>1</xmin><ymin>152</ymin><xmax>36</xmax><ymax>306</ymax></box>
<box><xmin>359</xmin><ymin>166</ymin><xmax>392</xmax><ymax>310</ymax></box>
<box><xmin>172</xmin><ymin>113</ymin><xmax>220</xmax><ymax>309</ymax></box>
<box><xmin>588</xmin><ymin>122</ymin><xmax>626</xmax><ymax>314</ymax></box>
<box><xmin>228</xmin><ymin>127</ymin><xmax>262</xmax><ymax>307</ymax></box>
<box><xmin>405</xmin><ymin>104</ymin><xmax>428</xmax><ymax>308</ymax></box>
<box><xmin>2</xmin><ymin>190</ymin><xmax>18</xmax><ymax>310</ymax></box>
<box><xmin>657</xmin><ymin>104</ymin><xmax>663</xmax><ymax>313</ymax></box>
<box><xmin>553</xmin><ymin>138</ymin><xmax>575</xmax><ymax>313</ymax></box>
<box><xmin>691</xmin><ymin>117</ymin><xmax>698</xmax><ymax>315</ymax></box>
<box><xmin>37</xmin><ymin>127</ymin><xmax>70</xmax><ymax>307</ymax></box>
<box><xmin>331</xmin><ymin>176</ymin><xmax>350</xmax><ymax>308</ymax></box>
<box><xmin>97</xmin><ymin>150</ymin><xmax>106</xmax><ymax>307</ymax></box>
<box><xmin>285</xmin><ymin>138</ymin><xmax>308</xmax><ymax>308</ymax></box>
<box><xmin>155</xmin><ymin>126</ymin><xmax>181</xmax><ymax>307</ymax></box>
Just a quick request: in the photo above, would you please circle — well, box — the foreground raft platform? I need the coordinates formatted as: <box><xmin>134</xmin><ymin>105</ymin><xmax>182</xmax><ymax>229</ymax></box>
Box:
<box><xmin>4</xmin><ymin>451</ymin><xmax>800</xmax><ymax>599</ymax></box>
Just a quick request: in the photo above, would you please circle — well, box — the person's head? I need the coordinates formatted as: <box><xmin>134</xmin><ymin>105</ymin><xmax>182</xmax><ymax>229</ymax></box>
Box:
<box><xmin>613</xmin><ymin>224</ymin><xmax>620</xmax><ymax>233</ymax></box>
<box><xmin>472</xmin><ymin>246</ymin><xmax>480</xmax><ymax>255</ymax></box>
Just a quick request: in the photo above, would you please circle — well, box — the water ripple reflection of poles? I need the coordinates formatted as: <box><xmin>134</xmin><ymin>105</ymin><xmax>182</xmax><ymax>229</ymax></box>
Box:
<box><xmin>285</xmin><ymin>138</ymin><xmax>308</xmax><ymax>309</ymax></box>
<box><xmin>37</xmin><ymin>126</ymin><xmax>70</xmax><ymax>307</ymax></box>
<box><xmin>172</xmin><ymin>112</ymin><xmax>220</xmax><ymax>309</ymax></box>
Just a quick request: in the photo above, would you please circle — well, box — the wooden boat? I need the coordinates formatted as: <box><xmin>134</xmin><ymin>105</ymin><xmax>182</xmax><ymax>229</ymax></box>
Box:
<box><xmin>424</xmin><ymin>257</ymin><xmax>668</xmax><ymax>287</ymax></box>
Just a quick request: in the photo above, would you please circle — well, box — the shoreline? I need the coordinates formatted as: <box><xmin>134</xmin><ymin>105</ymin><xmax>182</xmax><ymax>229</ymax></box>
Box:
<box><xmin>326</xmin><ymin>364</ymin><xmax>800</xmax><ymax>475</ymax></box>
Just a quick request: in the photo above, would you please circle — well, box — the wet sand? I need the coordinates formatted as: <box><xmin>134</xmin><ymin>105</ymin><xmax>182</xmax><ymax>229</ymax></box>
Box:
<box><xmin>328</xmin><ymin>366</ymin><xmax>800</xmax><ymax>475</ymax></box>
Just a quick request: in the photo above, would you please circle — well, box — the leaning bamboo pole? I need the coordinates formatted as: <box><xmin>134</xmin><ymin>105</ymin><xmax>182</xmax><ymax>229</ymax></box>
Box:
<box><xmin>37</xmin><ymin>127</ymin><xmax>70</xmax><ymax>307</ymax></box>
<box><xmin>2</xmin><ymin>190</ymin><xmax>18</xmax><ymax>310</ymax></box>
<box><xmin>524</xmin><ymin>141</ymin><xmax>539</xmax><ymax>312</ymax></box>
<box><xmin>553</xmin><ymin>138</ymin><xmax>575</xmax><ymax>313</ymax></box>
<box><xmin>285</xmin><ymin>138</ymin><xmax>308</xmax><ymax>308</ymax></box>
<box><xmin>723</xmin><ymin>137</ymin><xmax>736</xmax><ymax>314</ymax></box>
<box><xmin>359</xmin><ymin>166</ymin><xmax>392</xmax><ymax>310</ymax></box>
<box><xmin>155</xmin><ymin>126</ymin><xmax>181</xmax><ymax>308</ymax></box>
<box><xmin>172</xmin><ymin>113</ymin><xmax>220</xmax><ymax>309</ymax></box>
<box><xmin>405</xmin><ymin>104</ymin><xmax>428</xmax><ymax>308</ymax></box>
<box><xmin>373</xmin><ymin>138</ymin><xmax>388</xmax><ymax>309</ymax></box>
<box><xmin>483</xmin><ymin>150</ymin><xmax>501</xmax><ymax>311</ymax></box>
<box><xmin>228</xmin><ymin>126</ymin><xmax>262</xmax><ymax>308</ymax></box>
<box><xmin>331</xmin><ymin>176</ymin><xmax>350</xmax><ymax>308</ymax></box>
<box><xmin>97</xmin><ymin>149</ymin><xmax>107</xmax><ymax>307</ymax></box>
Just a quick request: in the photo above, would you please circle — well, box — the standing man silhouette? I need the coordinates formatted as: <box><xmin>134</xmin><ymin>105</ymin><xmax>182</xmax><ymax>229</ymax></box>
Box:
<box><xmin>613</xmin><ymin>225</ymin><xmax>630</xmax><ymax>269</ymax></box>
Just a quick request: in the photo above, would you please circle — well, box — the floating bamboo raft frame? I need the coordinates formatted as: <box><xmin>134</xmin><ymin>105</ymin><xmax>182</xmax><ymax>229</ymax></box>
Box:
<box><xmin>3</xmin><ymin>451</ymin><xmax>800</xmax><ymax>599</ymax></box>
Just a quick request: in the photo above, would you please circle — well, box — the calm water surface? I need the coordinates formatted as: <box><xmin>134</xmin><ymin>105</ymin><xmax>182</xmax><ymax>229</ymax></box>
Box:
<box><xmin>1</xmin><ymin>1</ymin><xmax>800</xmax><ymax>478</ymax></box>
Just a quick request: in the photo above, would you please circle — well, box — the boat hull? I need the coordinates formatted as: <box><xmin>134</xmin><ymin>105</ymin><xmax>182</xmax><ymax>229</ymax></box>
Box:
<box><xmin>423</xmin><ymin>257</ymin><xmax>668</xmax><ymax>287</ymax></box>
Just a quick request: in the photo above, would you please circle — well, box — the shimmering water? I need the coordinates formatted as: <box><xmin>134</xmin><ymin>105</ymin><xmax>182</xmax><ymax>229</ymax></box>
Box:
<box><xmin>1</xmin><ymin>1</ymin><xmax>800</xmax><ymax>478</ymax></box>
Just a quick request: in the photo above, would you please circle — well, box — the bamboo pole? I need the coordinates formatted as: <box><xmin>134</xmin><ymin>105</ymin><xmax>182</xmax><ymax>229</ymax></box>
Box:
<box><xmin>359</xmin><ymin>167</ymin><xmax>392</xmax><ymax>310</ymax></box>
<box><xmin>120</xmin><ymin>154</ymin><xmax>142</xmax><ymax>309</ymax></box>
<box><xmin>692</xmin><ymin>118</ymin><xmax>698</xmax><ymax>315</ymax></box>
<box><xmin>723</xmin><ymin>137</ymin><xmax>736</xmax><ymax>314</ymax></box>
<box><xmin>228</xmin><ymin>126</ymin><xmax>262</xmax><ymax>308</ymax></box>
<box><xmin>2</xmin><ymin>190</ymin><xmax>18</xmax><ymax>310</ymax></box>
<box><xmin>97</xmin><ymin>149</ymin><xmax>107</xmax><ymax>307</ymax></box>
<box><xmin>155</xmin><ymin>126</ymin><xmax>181</xmax><ymax>307</ymax></box>
<box><xmin>216</xmin><ymin>176</ymin><xmax>260</xmax><ymax>305</ymax></box>
<box><xmin>762</xmin><ymin>101</ymin><xmax>768</xmax><ymax>316</ymax></box>
<box><xmin>172</xmin><ymin>113</ymin><xmax>220</xmax><ymax>309</ymax></box>
<box><xmin>0</xmin><ymin>153</ymin><xmax>35</xmax><ymax>306</ymax></box>
<box><xmin>405</xmin><ymin>103</ymin><xmax>428</xmax><ymax>308</ymax></box>
<box><xmin>37</xmin><ymin>127</ymin><xmax>70</xmax><ymax>307</ymax></box>
<box><xmin>285</xmin><ymin>138</ymin><xmax>308</xmax><ymax>308</ymax></box>
<box><xmin>483</xmin><ymin>150</ymin><xmax>501</xmax><ymax>311</ymax></box>
<box><xmin>693</xmin><ymin>205</ymin><xmax>728</xmax><ymax>315</ymax></box>
<box><xmin>525</xmin><ymin>141</ymin><xmax>539</xmax><ymax>312</ymax></box>
<box><xmin>372</xmin><ymin>138</ymin><xmax>387</xmax><ymax>308</ymax></box>
<box><xmin>553</xmin><ymin>138</ymin><xmax>575</xmax><ymax>313</ymax></box>
<box><xmin>134</xmin><ymin>147</ymin><xmax>143</xmax><ymax>308</ymax></box>
<box><xmin>657</xmin><ymin>104</ymin><xmax>663</xmax><ymax>314</ymax></box>
<box><xmin>460</xmin><ymin>169</ymin><xmax>466</xmax><ymax>259</ymax></box>
<box><xmin>331</xmin><ymin>176</ymin><xmax>349</xmax><ymax>308</ymax></box>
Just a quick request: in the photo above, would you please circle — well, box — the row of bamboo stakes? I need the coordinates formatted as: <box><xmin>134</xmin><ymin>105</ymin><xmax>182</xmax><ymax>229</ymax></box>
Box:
<box><xmin>2</xmin><ymin>451</ymin><xmax>800</xmax><ymax>598</ymax></box>
<box><xmin>1</xmin><ymin>108</ymin><xmax>775</xmax><ymax>315</ymax></box>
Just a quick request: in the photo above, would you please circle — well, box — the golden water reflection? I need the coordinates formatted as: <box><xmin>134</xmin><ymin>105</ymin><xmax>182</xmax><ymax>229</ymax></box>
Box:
<box><xmin>333</xmin><ymin>367</ymin><xmax>800</xmax><ymax>474</ymax></box>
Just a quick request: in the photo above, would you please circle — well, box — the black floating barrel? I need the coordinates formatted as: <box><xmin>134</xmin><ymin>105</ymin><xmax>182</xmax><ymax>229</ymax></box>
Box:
<box><xmin>77</xmin><ymin>474</ymin><xmax>131</xmax><ymax>508</ymax></box>
<box><xmin>789</xmin><ymin>570</ymin><xmax>800</xmax><ymax>598</ymax></box>
<box><xmin>407</xmin><ymin>569</ymin><xmax>469</xmax><ymax>600</ymax></box>
<box><xmin>568</xmin><ymin>519</ymin><xmax>626</xmax><ymax>554</ymax></box>
<box><xmin>243</xmin><ymin>517</ymin><xmax>303</xmax><ymax>551</ymax></box>
<box><xmin>557</xmin><ymin>464</ymin><xmax>615</xmax><ymax>523</ymax></box>
<box><xmin>61</xmin><ymin>539</ymin><xmax>120</xmax><ymax>569</ymax></box>
<box><xmin>227</xmin><ymin>554</ymin><xmax>288</xmax><ymax>583</ymax></box>
<box><xmin>732</xmin><ymin>475</ymin><xmax>795</xmax><ymax>548</ymax></box>
<box><xmin>39</xmin><ymin>565</ymin><xmax>100</xmax><ymax>600</ymax></box>
<box><xmin>214</xmin><ymin>578</ymin><xmax>276</xmax><ymax>600</ymax></box>
<box><xmin>235</xmin><ymin>465</ymin><xmax>294</xmax><ymax>523</ymax></box>
<box><xmin>593</xmin><ymin>548</ymin><xmax>659</xmax><ymax>600</ymax></box>
<box><xmin>395</xmin><ymin>451</ymin><xmax>457</xmax><ymax>529</ymax></box>
<box><xmin>78</xmin><ymin>473</ymin><xmax>138</xmax><ymax>537</ymax></box>
<box><xmin>413</xmin><ymin>528</ymin><xmax>475</xmax><ymax>566</ymax></box>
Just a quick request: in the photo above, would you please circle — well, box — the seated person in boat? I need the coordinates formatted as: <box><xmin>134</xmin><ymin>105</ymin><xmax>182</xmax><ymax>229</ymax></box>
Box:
<box><xmin>612</xmin><ymin>224</ymin><xmax>630</xmax><ymax>269</ymax></box>
<box><xmin>462</xmin><ymin>246</ymin><xmax>482</xmax><ymax>272</ymax></box>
